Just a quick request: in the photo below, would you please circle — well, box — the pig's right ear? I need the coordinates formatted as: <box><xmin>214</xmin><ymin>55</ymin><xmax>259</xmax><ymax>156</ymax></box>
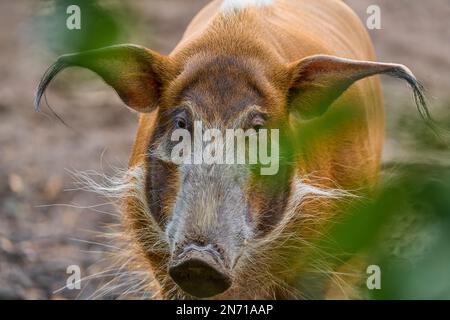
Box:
<box><xmin>35</xmin><ymin>44</ymin><xmax>172</xmax><ymax>113</ymax></box>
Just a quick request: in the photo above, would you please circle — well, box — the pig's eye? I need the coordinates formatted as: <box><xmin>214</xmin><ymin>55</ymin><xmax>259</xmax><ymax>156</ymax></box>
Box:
<box><xmin>250</xmin><ymin>112</ymin><xmax>267</xmax><ymax>131</ymax></box>
<box><xmin>174</xmin><ymin>117</ymin><xmax>187</xmax><ymax>129</ymax></box>
<box><xmin>172</xmin><ymin>109</ymin><xmax>190</xmax><ymax>130</ymax></box>
<box><xmin>253</xmin><ymin>123</ymin><xmax>263</xmax><ymax>131</ymax></box>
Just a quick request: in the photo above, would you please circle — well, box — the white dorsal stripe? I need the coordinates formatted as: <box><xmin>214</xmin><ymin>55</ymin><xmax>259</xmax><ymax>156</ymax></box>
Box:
<box><xmin>220</xmin><ymin>0</ymin><xmax>273</xmax><ymax>13</ymax></box>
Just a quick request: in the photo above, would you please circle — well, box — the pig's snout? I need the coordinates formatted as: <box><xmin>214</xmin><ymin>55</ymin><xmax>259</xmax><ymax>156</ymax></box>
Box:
<box><xmin>168</xmin><ymin>243</ymin><xmax>231</xmax><ymax>298</ymax></box>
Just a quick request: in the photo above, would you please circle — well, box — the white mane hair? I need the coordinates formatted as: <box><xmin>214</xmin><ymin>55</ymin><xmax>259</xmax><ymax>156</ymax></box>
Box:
<box><xmin>220</xmin><ymin>0</ymin><xmax>274</xmax><ymax>13</ymax></box>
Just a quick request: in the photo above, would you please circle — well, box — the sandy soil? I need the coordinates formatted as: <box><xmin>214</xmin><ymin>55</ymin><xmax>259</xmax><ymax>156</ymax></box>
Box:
<box><xmin>0</xmin><ymin>0</ymin><xmax>449</xmax><ymax>299</ymax></box>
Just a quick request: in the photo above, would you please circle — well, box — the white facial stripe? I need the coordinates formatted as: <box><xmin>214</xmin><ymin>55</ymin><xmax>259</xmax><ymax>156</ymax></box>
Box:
<box><xmin>220</xmin><ymin>0</ymin><xmax>273</xmax><ymax>13</ymax></box>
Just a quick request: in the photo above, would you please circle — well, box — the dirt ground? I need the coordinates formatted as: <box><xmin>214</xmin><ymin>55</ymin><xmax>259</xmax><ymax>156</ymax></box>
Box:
<box><xmin>0</xmin><ymin>0</ymin><xmax>449</xmax><ymax>299</ymax></box>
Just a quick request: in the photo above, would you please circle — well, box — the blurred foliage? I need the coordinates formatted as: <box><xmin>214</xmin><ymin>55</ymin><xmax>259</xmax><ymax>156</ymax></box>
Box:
<box><xmin>33</xmin><ymin>0</ymin><xmax>139</xmax><ymax>55</ymax></box>
<box><xmin>321</xmin><ymin>163</ymin><xmax>450</xmax><ymax>299</ymax></box>
<box><xmin>291</xmin><ymin>95</ymin><xmax>450</xmax><ymax>299</ymax></box>
<box><xmin>373</xmin><ymin>164</ymin><xmax>450</xmax><ymax>299</ymax></box>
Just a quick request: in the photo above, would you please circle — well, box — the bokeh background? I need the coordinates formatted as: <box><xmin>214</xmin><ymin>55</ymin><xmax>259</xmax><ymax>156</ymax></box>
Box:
<box><xmin>0</xmin><ymin>0</ymin><xmax>449</xmax><ymax>299</ymax></box>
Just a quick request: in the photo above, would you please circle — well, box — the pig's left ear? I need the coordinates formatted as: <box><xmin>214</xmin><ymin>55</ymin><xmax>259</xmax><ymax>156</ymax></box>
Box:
<box><xmin>286</xmin><ymin>54</ymin><xmax>430</xmax><ymax>121</ymax></box>
<box><xmin>35</xmin><ymin>44</ymin><xmax>172</xmax><ymax>113</ymax></box>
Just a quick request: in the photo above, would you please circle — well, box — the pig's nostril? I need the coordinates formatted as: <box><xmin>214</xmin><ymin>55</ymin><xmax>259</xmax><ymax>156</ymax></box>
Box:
<box><xmin>169</xmin><ymin>249</ymin><xmax>231</xmax><ymax>298</ymax></box>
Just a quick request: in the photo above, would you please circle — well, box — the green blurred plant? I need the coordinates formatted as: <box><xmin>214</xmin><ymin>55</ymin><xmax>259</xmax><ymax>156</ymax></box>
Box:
<box><xmin>33</xmin><ymin>0</ymin><xmax>138</xmax><ymax>55</ymax></box>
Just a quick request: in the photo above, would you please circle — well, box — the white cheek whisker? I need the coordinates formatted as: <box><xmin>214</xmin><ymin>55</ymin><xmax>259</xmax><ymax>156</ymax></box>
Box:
<box><xmin>229</xmin><ymin>173</ymin><xmax>360</xmax><ymax>298</ymax></box>
<box><xmin>65</xmin><ymin>164</ymin><xmax>169</xmax><ymax>299</ymax></box>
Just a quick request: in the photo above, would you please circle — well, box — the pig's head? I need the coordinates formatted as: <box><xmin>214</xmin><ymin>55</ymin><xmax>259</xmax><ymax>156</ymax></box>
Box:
<box><xmin>36</xmin><ymin>44</ymin><xmax>429</xmax><ymax>299</ymax></box>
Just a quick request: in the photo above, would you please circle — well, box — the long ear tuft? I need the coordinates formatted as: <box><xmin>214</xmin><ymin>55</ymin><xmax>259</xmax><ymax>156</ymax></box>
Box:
<box><xmin>382</xmin><ymin>65</ymin><xmax>434</xmax><ymax>130</ymax></box>
<box><xmin>35</xmin><ymin>59</ymin><xmax>70</xmax><ymax>112</ymax></box>
<box><xmin>287</xmin><ymin>55</ymin><xmax>438</xmax><ymax>133</ymax></box>
<box><xmin>35</xmin><ymin>44</ymin><xmax>171</xmax><ymax>113</ymax></box>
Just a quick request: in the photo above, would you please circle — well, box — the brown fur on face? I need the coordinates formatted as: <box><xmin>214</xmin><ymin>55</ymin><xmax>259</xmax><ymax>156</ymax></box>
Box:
<box><xmin>139</xmin><ymin>50</ymin><xmax>296</xmax><ymax>298</ymax></box>
<box><xmin>36</xmin><ymin>0</ymin><xmax>431</xmax><ymax>299</ymax></box>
